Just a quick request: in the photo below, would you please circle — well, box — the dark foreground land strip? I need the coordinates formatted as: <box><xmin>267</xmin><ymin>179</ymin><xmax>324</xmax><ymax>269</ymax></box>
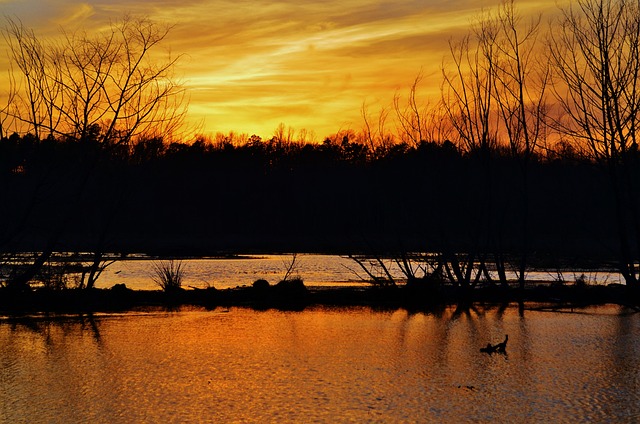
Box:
<box><xmin>1</xmin><ymin>282</ymin><xmax>640</xmax><ymax>315</ymax></box>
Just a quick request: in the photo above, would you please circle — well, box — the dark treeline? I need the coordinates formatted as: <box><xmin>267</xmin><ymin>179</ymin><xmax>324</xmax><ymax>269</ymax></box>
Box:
<box><xmin>0</xmin><ymin>132</ymin><xmax>622</xmax><ymax>265</ymax></box>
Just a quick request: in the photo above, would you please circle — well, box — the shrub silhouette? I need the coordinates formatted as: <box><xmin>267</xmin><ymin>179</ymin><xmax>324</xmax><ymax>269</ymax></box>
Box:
<box><xmin>151</xmin><ymin>260</ymin><xmax>186</xmax><ymax>292</ymax></box>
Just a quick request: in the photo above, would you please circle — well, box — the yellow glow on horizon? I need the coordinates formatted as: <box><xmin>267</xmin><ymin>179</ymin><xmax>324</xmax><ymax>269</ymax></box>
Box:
<box><xmin>0</xmin><ymin>0</ymin><xmax>565</xmax><ymax>140</ymax></box>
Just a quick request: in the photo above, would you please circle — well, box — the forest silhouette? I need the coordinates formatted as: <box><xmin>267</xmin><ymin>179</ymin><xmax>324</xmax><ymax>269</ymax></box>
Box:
<box><xmin>0</xmin><ymin>131</ymin><xmax>626</xmax><ymax>260</ymax></box>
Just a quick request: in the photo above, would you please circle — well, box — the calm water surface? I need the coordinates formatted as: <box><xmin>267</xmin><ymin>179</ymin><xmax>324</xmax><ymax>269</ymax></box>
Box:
<box><xmin>95</xmin><ymin>254</ymin><xmax>624</xmax><ymax>290</ymax></box>
<box><xmin>97</xmin><ymin>254</ymin><xmax>364</xmax><ymax>290</ymax></box>
<box><xmin>1</xmin><ymin>304</ymin><xmax>639</xmax><ymax>423</ymax></box>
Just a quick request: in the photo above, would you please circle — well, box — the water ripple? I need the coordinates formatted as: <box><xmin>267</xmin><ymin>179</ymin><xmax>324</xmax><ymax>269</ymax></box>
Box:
<box><xmin>0</xmin><ymin>305</ymin><xmax>639</xmax><ymax>422</ymax></box>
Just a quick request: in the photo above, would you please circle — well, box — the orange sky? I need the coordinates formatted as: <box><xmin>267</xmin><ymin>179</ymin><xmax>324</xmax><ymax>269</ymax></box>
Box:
<box><xmin>1</xmin><ymin>0</ymin><xmax>566</xmax><ymax>140</ymax></box>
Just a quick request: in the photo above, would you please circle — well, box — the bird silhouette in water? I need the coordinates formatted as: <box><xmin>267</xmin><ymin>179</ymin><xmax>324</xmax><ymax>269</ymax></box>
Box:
<box><xmin>480</xmin><ymin>335</ymin><xmax>508</xmax><ymax>354</ymax></box>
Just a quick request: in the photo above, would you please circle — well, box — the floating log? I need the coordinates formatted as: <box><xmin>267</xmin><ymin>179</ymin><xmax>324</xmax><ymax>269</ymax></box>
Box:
<box><xmin>480</xmin><ymin>334</ymin><xmax>508</xmax><ymax>354</ymax></box>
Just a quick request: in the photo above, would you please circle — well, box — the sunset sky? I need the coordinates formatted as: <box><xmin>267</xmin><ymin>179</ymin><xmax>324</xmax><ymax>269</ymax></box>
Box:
<box><xmin>1</xmin><ymin>0</ymin><xmax>565</xmax><ymax>139</ymax></box>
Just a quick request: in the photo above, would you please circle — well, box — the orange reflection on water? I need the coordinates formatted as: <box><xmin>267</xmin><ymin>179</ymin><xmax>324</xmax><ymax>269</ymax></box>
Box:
<box><xmin>1</xmin><ymin>305</ymin><xmax>639</xmax><ymax>422</ymax></box>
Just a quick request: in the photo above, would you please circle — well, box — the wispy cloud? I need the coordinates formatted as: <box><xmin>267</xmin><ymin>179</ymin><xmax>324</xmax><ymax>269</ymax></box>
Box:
<box><xmin>1</xmin><ymin>0</ymin><xmax>563</xmax><ymax>138</ymax></box>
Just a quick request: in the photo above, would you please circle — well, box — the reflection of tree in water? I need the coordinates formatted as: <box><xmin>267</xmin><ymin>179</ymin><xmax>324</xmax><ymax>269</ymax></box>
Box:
<box><xmin>450</xmin><ymin>302</ymin><xmax>483</xmax><ymax>321</ymax></box>
<box><xmin>395</xmin><ymin>303</ymin><xmax>520</xmax><ymax>372</ymax></box>
<box><xmin>7</xmin><ymin>313</ymin><xmax>102</xmax><ymax>347</ymax></box>
<box><xmin>610</xmin><ymin>307</ymin><xmax>640</xmax><ymax>401</ymax></box>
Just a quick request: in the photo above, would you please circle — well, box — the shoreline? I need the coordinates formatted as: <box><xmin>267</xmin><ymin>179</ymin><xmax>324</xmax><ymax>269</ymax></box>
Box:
<box><xmin>1</xmin><ymin>281</ymin><xmax>639</xmax><ymax>316</ymax></box>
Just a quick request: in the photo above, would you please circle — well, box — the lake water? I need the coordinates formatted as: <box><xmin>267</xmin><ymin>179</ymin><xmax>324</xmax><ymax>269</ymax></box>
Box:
<box><xmin>94</xmin><ymin>254</ymin><xmax>624</xmax><ymax>290</ymax></box>
<box><xmin>1</xmin><ymin>304</ymin><xmax>639</xmax><ymax>423</ymax></box>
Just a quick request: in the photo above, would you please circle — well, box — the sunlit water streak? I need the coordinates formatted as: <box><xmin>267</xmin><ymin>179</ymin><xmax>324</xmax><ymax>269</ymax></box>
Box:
<box><xmin>95</xmin><ymin>254</ymin><xmax>624</xmax><ymax>290</ymax></box>
<box><xmin>1</xmin><ymin>305</ymin><xmax>639</xmax><ymax>423</ymax></box>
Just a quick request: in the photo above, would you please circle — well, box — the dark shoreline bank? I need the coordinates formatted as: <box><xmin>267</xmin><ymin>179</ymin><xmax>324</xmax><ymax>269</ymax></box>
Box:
<box><xmin>2</xmin><ymin>282</ymin><xmax>639</xmax><ymax>316</ymax></box>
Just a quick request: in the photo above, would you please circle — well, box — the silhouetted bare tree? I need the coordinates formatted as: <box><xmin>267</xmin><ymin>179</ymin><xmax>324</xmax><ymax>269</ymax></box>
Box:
<box><xmin>493</xmin><ymin>0</ymin><xmax>549</xmax><ymax>159</ymax></box>
<box><xmin>492</xmin><ymin>0</ymin><xmax>550</xmax><ymax>287</ymax></box>
<box><xmin>4</xmin><ymin>16</ymin><xmax>187</xmax><ymax>145</ymax></box>
<box><xmin>442</xmin><ymin>18</ymin><xmax>499</xmax><ymax>154</ymax></box>
<box><xmin>1</xmin><ymin>16</ymin><xmax>187</xmax><ymax>290</ymax></box>
<box><xmin>549</xmin><ymin>0</ymin><xmax>640</xmax><ymax>285</ymax></box>
<box><xmin>361</xmin><ymin>101</ymin><xmax>394</xmax><ymax>156</ymax></box>
<box><xmin>394</xmin><ymin>73</ymin><xmax>452</xmax><ymax>147</ymax></box>
<box><xmin>0</xmin><ymin>68</ymin><xmax>17</xmax><ymax>139</ymax></box>
<box><xmin>437</xmin><ymin>1</ymin><xmax>552</xmax><ymax>288</ymax></box>
<box><xmin>440</xmin><ymin>11</ymin><xmax>501</xmax><ymax>288</ymax></box>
